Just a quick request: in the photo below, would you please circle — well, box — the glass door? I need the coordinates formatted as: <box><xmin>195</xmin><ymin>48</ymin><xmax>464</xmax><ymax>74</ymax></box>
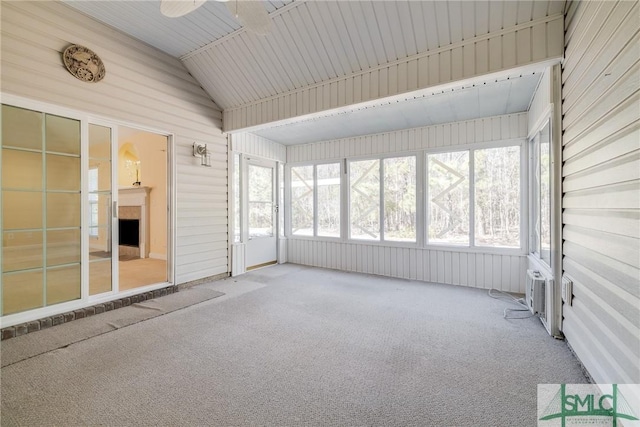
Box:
<box><xmin>1</xmin><ymin>105</ymin><xmax>82</xmax><ymax>315</ymax></box>
<box><xmin>88</xmin><ymin>123</ymin><xmax>114</xmax><ymax>296</ymax></box>
<box><xmin>245</xmin><ymin>160</ymin><xmax>277</xmax><ymax>269</ymax></box>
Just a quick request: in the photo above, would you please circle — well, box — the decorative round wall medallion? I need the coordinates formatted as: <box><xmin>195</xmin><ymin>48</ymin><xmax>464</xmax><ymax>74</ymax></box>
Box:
<box><xmin>62</xmin><ymin>44</ymin><xmax>106</xmax><ymax>83</ymax></box>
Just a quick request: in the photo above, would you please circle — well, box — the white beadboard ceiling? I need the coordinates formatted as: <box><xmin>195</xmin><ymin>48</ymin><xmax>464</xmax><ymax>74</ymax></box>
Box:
<box><xmin>251</xmin><ymin>70</ymin><xmax>542</xmax><ymax>145</ymax></box>
<box><xmin>64</xmin><ymin>1</ymin><xmax>565</xmax><ymax>111</ymax></box>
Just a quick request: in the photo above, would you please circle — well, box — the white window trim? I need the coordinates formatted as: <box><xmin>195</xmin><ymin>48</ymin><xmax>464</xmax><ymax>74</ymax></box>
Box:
<box><xmin>288</xmin><ymin>161</ymin><xmax>343</xmax><ymax>241</ymax></box>
<box><xmin>347</xmin><ymin>154</ymin><xmax>420</xmax><ymax>245</ymax></box>
<box><xmin>286</xmin><ymin>138</ymin><xmax>527</xmax><ymax>256</ymax></box>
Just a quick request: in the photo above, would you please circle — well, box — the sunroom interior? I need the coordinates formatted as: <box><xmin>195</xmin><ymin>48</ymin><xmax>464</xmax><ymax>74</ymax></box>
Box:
<box><xmin>0</xmin><ymin>0</ymin><xmax>637</xmax><ymax>395</ymax></box>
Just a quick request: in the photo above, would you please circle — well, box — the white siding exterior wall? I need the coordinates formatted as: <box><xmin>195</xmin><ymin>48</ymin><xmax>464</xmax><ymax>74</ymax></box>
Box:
<box><xmin>1</xmin><ymin>1</ymin><xmax>228</xmax><ymax>285</ymax></box>
<box><xmin>561</xmin><ymin>0</ymin><xmax>640</xmax><ymax>383</ymax></box>
<box><xmin>528</xmin><ymin>69</ymin><xmax>552</xmax><ymax>134</ymax></box>
<box><xmin>287</xmin><ymin>113</ymin><xmax>529</xmax><ymax>292</ymax></box>
<box><xmin>223</xmin><ymin>15</ymin><xmax>564</xmax><ymax>132</ymax></box>
<box><xmin>231</xmin><ymin>133</ymin><xmax>286</xmax><ymax>163</ymax></box>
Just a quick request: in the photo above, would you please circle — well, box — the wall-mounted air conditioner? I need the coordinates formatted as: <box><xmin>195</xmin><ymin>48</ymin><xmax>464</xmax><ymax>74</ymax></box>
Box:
<box><xmin>526</xmin><ymin>269</ymin><xmax>546</xmax><ymax>315</ymax></box>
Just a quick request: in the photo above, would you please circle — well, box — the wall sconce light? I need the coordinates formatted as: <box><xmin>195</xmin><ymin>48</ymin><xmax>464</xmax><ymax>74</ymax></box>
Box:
<box><xmin>193</xmin><ymin>142</ymin><xmax>211</xmax><ymax>167</ymax></box>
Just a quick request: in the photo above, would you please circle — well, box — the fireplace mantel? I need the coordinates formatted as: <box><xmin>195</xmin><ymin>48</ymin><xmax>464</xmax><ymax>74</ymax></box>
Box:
<box><xmin>119</xmin><ymin>186</ymin><xmax>151</xmax><ymax>258</ymax></box>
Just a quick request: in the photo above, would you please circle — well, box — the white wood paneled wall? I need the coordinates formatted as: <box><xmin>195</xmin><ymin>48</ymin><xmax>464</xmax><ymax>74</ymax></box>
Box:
<box><xmin>288</xmin><ymin>241</ymin><xmax>528</xmax><ymax>293</ymax></box>
<box><xmin>1</xmin><ymin>2</ymin><xmax>229</xmax><ymax>284</ymax></box>
<box><xmin>562</xmin><ymin>0</ymin><xmax>640</xmax><ymax>384</ymax></box>
<box><xmin>288</xmin><ymin>113</ymin><xmax>527</xmax><ymax>163</ymax></box>
<box><xmin>223</xmin><ymin>15</ymin><xmax>563</xmax><ymax>132</ymax></box>
<box><xmin>286</xmin><ymin>113</ymin><xmax>528</xmax><ymax>292</ymax></box>
<box><xmin>231</xmin><ymin>133</ymin><xmax>286</xmax><ymax>162</ymax></box>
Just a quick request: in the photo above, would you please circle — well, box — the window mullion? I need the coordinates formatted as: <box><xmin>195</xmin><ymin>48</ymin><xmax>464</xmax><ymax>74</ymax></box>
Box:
<box><xmin>469</xmin><ymin>149</ymin><xmax>475</xmax><ymax>248</ymax></box>
<box><xmin>379</xmin><ymin>159</ymin><xmax>384</xmax><ymax>241</ymax></box>
<box><xmin>313</xmin><ymin>165</ymin><xmax>318</xmax><ymax>237</ymax></box>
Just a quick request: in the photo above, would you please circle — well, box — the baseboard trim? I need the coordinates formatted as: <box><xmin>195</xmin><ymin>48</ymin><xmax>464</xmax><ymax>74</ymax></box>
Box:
<box><xmin>149</xmin><ymin>252</ymin><xmax>167</xmax><ymax>260</ymax></box>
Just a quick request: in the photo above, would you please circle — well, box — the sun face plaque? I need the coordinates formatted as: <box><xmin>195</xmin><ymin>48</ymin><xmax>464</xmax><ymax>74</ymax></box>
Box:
<box><xmin>62</xmin><ymin>44</ymin><xmax>106</xmax><ymax>83</ymax></box>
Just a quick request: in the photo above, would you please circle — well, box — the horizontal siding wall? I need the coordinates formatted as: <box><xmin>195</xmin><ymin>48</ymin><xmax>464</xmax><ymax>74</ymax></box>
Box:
<box><xmin>231</xmin><ymin>133</ymin><xmax>286</xmax><ymax>162</ymax></box>
<box><xmin>288</xmin><ymin>113</ymin><xmax>527</xmax><ymax>163</ymax></box>
<box><xmin>223</xmin><ymin>15</ymin><xmax>563</xmax><ymax>132</ymax></box>
<box><xmin>1</xmin><ymin>1</ymin><xmax>229</xmax><ymax>284</ymax></box>
<box><xmin>287</xmin><ymin>113</ymin><xmax>528</xmax><ymax>292</ymax></box>
<box><xmin>561</xmin><ymin>0</ymin><xmax>640</xmax><ymax>384</ymax></box>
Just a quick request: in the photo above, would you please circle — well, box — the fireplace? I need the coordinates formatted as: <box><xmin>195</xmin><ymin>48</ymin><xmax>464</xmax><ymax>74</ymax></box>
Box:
<box><xmin>118</xmin><ymin>187</ymin><xmax>151</xmax><ymax>258</ymax></box>
<box><xmin>119</xmin><ymin>219</ymin><xmax>139</xmax><ymax>247</ymax></box>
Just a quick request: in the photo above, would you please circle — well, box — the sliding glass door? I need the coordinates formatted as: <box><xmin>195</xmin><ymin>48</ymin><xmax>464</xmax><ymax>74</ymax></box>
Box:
<box><xmin>1</xmin><ymin>105</ymin><xmax>82</xmax><ymax>315</ymax></box>
<box><xmin>1</xmin><ymin>99</ymin><xmax>172</xmax><ymax>324</ymax></box>
<box><xmin>88</xmin><ymin>123</ymin><xmax>114</xmax><ymax>296</ymax></box>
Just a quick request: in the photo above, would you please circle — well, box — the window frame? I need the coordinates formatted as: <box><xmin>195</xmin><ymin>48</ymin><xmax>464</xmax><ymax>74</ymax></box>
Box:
<box><xmin>287</xmin><ymin>160</ymin><xmax>343</xmax><ymax>240</ymax></box>
<box><xmin>285</xmin><ymin>139</ymin><xmax>525</xmax><ymax>255</ymax></box>
<box><xmin>424</xmin><ymin>139</ymin><xmax>526</xmax><ymax>254</ymax></box>
<box><xmin>346</xmin><ymin>152</ymin><xmax>420</xmax><ymax>246</ymax></box>
<box><xmin>528</xmin><ymin>118</ymin><xmax>552</xmax><ymax>268</ymax></box>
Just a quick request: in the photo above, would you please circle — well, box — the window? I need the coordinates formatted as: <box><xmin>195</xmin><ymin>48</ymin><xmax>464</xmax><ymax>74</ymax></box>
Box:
<box><xmin>317</xmin><ymin>163</ymin><xmax>340</xmax><ymax>237</ymax></box>
<box><xmin>426</xmin><ymin>144</ymin><xmax>522</xmax><ymax>249</ymax></box>
<box><xmin>349</xmin><ymin>159</ymin><xmax>379</xmax><ymax>240</ymax></box>
<box><xmin>383</xmin><ymin>157</ymin><xmax>416</xmax><ymax>241</ymax></box>
<box><xmin>427</xmin><ymin>151</ymin><xmax>469</xmax><ymax>245</ymax></box>
<box><xmin>530</xmin><ymin>121</ymin><xmax>551</xmax><ymax>265</ymax></box>
<box><xmin>474</xmin><ymin>146</ymin><xmax>521</xmax><ymax>248</ymax></box>
<box><xmin>349</xmin><ymin>156</ymin><xmax>416</xmax><ymax>242</ymax></box>
<box><xmin>290</xmin><ymin>163</ymin><xmax>341</xmax><ymax>238</ymax></box>
<box><xmin>291</xmin><ymin>165</ymin><xmax>314</xmax><ymax>236</ymax></box>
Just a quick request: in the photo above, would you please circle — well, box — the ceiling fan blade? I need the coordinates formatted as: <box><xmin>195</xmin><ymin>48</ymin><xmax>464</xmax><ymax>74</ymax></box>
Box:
<box><xmin>160</xmin><ymin>0</ymin><xmax>206</xmax><ymax>18</ymax></box>
<box><xmin>225</xmin><ymin>0</ymin><xmax>272</xmax><ymax>35</ymax></box>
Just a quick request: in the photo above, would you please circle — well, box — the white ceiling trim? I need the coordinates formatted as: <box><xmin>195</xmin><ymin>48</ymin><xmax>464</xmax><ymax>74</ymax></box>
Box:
<box><xmin>229</xmin><ymin>61</ymin><xmax>556</xmax><ymax>144</ymax></box>
<box><xmin>181</xmin><ymin>0</ymin><xmax>307</xmax><ymax>60</ymax></box>
<box><xmin>222</xmin><ymin>13</ymin><xmax>564</xmax><ymax>113</ymax></box>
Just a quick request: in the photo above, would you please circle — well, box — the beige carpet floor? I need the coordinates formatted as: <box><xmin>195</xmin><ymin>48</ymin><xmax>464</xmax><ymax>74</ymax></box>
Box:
<box><xmin>0</xmin><ymin>264</ymin><xmax>588</xmax><ymax>426</ymax></box>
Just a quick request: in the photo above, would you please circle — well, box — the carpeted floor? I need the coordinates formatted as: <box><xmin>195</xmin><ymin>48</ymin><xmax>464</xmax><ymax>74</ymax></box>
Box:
<box><xmin>0</xmin><ymin>264</ymin><xmax>588</xmax><ymax>426</ymax></box>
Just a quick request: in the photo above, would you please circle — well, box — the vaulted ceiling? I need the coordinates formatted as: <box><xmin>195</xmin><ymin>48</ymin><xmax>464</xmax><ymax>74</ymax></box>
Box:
<box><xmin>65</xmin><ymin>1</ymin><xmax>564</xmax><ymax>111</ymax></box>
<box><xmin>62</xmin><ymin>1</ymin><xmax>565</xmax><ymax>144</ymax></box>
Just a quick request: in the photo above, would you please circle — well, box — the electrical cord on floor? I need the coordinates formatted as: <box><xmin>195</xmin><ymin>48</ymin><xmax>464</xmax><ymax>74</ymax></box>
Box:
<box><xmin>488</xmin><ymin>289</ymin><xmax>535</xmax><ymax>319</ymax></box>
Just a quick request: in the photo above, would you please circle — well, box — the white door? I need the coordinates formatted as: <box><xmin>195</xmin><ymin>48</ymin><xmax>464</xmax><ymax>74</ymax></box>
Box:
<box><xmin>245</xmin><ymin>159</ymin><xmax>277</xmax><ymax>269</ymax></box>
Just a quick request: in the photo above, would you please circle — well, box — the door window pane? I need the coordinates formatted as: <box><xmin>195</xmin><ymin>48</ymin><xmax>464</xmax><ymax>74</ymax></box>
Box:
<box><xmin>1</xmin><ymin>105</ymin><xmax>43</xmax><ymax>150</ymax></box>
<box><xmin>2</xmin><ymin>149</ymin><xmax>42</xmax><ymax>190</ymax></box>
<box><xmin>248</xmin><ymin>165</ymin><xmax>273</xmax><ymax>238</ymax></box>
<box><xmin>428</xmin><ymin>151</ymin><xmax>469</xmax><ymax>245</ymax></box>
<box><xmin>46</xmin><ymin>154</ymin><xmax>80</xmax><ymax>191</ymax></box>
<box><xmin>2</xmin><ymin>191</ymin><xmax>42</xmax><ymax>230</ymax></box>
<box><xmin>2</xmin><ymin>270</ymin><xmax>44</xmax><ymax>315</ymax></box>
<box><xmin>233</xmin><ymin>154</ymin><xmax>241</xmax><ymax>243</ymax></box>
<box><xmin>46</xmin><ymin>264</ymin><xmax>81</xmax><ymax>305</ymax></box>
<box><xmin>317</xmin><ymin>163</ymin><xmax>341</xmax><ymax>237</ymax></box>
<box><xmin>350</xmin><ymin>159</ymin><xmax>380</xmax><ymax>240</ymax></box>
<box><xmin>474</xmin><ymin>146</ymin><xmax>521</xmax><ymax>247</ymax></box>
<box><xmin>383</xmin><ymin>156</ymin><xmax>416</xmax><ymax>242</ymax></box>
<box><xmin>45</xmin><ymin>114</ymin><xmax>80</xmax><ymax>155</ymax></box>
<box><xmin>89</xmin><ymin>259</ymin><xmax>112</xmax><ymax>296</ymax></box>
<box><xmin>46</xmin><ymin>193</ymin><xmax>81</xmax><ymax>228</ymax></box>
<box><xmin>47</xmin><ymin>229</ymin><xmax>81</xmax><ymax>267</ymax></box>
<box><xmin>291</xmin><ymin>165</ymin><xmax>313</xmax><ymax>236</ymax></box>
<box><xmin>2</xmin><ymin>231</ymin><xmax>43</xmax><ymax>272</ymax></box>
